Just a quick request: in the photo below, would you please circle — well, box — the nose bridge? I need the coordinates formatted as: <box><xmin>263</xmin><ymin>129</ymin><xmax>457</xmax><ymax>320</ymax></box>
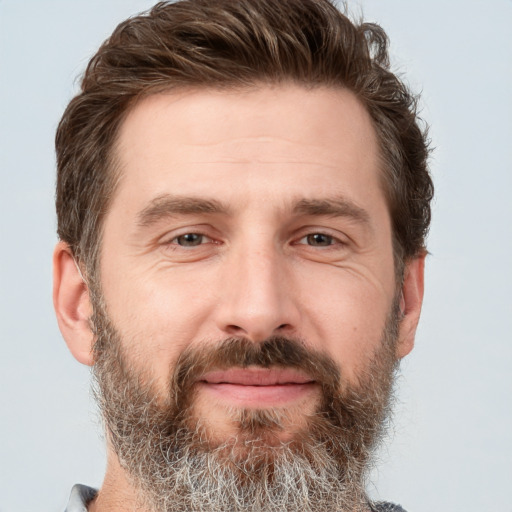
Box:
<box><xmin>216</xmin><ymin>234</ymin><xmax>297</xmax><ymax>341</ymax></box>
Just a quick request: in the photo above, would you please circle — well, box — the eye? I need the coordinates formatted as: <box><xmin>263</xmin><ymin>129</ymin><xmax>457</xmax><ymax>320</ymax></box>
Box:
<box><xmin>171</xmin><ymin>233</ymin><xmax>211</xmax><ymax>247</ymax></box>
<box><xmin>298</xmin><ymin>233</ymin><xmax>337</xmax><ymax>247</ymax></box>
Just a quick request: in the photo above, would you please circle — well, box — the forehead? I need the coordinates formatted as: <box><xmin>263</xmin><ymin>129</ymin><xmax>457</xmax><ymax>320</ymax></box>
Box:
<box><xmin>110</xmin><ymin>85</ymin><xmax>383</xmax><ymax>216</ymax></box>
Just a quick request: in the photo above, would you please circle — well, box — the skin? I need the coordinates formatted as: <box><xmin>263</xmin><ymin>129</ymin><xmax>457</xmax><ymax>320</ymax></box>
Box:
<box><xmin>53</xmin><ymin>85</ymin><xmax>424</xmax><ymax>511</ymax></box>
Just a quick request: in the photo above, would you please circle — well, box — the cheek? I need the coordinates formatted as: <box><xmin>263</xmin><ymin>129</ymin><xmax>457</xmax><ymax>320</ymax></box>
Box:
<box><xmin>296</xmin><ymin>264</ymin><xmax>393</xmax><ymax>382</ymax></box>
<box><xmin>100</xmin><ymin>263</ymin><xmax>219</xmax><ymax>387</ymax></box>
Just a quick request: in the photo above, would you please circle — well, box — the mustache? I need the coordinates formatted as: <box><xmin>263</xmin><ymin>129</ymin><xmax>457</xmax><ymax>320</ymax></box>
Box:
<box><xmin>170</xmin><ymin>336</ymin><xmax>341</xmax><ymax>404</ymax></box>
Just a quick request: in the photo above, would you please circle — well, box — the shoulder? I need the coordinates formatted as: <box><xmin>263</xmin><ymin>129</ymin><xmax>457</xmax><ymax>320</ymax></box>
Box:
<box><xmin>64</xmin><ymin>484</ymin><xmax>98</xmax><ymax>512</ymax></box>
<box><xmin>370</xmin><ymin>501</ymin><xmax>408</xmax><ymax>512</ymax></box>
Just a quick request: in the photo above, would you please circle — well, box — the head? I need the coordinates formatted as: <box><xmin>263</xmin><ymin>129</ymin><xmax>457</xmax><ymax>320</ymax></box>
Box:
<box><xmin>53</xmin><ymin>1</ymin><xmax>432</xmax><ymax>511</ymax></box>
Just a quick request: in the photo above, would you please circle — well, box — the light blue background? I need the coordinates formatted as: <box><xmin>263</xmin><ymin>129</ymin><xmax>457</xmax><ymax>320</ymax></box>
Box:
<box><xmin>1</xmin><ymin>1</ymin><xmax>511</xmax><ymax>511</ymax></box>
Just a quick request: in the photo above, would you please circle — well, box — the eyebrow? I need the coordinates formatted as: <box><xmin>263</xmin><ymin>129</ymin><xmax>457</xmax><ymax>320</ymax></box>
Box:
<box><xmin>292</xmin><ymin>197</ymin><xmax>371</xmax><ymax>226</ymax></box>
<box><xmin>136</xmin><ymin>194</ymin><xmax>229</xmax><ymax>228</ymax></box>
<box><xmin>136</xmin><ymin>194</ymin><xmax>371</xmax><ymax>230</ymax></box>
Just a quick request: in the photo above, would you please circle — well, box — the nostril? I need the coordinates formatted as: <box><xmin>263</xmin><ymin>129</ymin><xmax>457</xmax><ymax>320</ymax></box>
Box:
<box><xmin>226</xmin><ymin>324</ymin><xmax>245</xmax><ymax>334</ymax></box>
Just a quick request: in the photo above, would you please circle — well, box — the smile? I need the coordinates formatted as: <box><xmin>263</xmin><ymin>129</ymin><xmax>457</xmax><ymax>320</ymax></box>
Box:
<box><xmin>198</xmin><ymin>367</ymin><xmax>318</xmax><ymax>407</ymax></box>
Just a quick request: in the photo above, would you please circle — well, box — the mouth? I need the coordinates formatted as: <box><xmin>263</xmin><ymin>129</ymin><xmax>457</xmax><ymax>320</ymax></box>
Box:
<box><xmin>197</xmin><ymin>367</ymin><xmax>318</xmax><ymax>407</ymax></box>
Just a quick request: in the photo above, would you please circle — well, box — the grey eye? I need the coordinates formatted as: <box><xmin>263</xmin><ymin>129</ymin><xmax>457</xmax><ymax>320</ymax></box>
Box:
<box><xmin>305</xmin><ymin>233</ymin><xmax>334</xmax><ymax>246</ymax></box>
<box><xmin>175</xmin><ymin>233</ymin><xmax>205</xmax><ymax>246</ymax></box>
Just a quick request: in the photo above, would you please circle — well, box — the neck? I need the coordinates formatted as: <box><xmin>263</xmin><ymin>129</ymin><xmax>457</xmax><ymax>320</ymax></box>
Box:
<box><xmin>89</xmin><ymin>452</ymin><xmax>146</xmax><ymax>512</ymax></box>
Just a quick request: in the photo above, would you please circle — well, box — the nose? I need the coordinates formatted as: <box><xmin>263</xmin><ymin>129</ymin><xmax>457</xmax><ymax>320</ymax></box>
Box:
<box><xmin>214</xmin><ymin>242</ymin><xmax>300</xmax><ymax>342</ymax></box>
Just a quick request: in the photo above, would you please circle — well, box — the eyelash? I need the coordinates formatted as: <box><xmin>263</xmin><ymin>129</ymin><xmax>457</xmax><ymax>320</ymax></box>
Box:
<box><xmin>165</xmin><ymin>231</ymin><xmax>345</xmax><ymax>249</ymax></box>
<box><xmin>168</xmin><ymin>233</ymin><xmax>214</xmax><ymax>247</ymax></box>
<box><xmin>296</xmin><ymin>233</ymin><xmax>341</xmax><ymax>247</ymax></box>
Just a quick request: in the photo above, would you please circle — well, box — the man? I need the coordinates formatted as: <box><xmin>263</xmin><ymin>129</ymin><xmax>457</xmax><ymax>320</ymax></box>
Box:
<box><xmin>53</xmin><ymin>0</ymin><xmax>432</xmax><ymax>510</ymax></box>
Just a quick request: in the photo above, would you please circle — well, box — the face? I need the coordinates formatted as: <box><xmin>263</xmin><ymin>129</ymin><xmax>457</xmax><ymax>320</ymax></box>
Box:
<box><xmin>100</xmin><ymin>84</ymin><xmax>397</xmax><ymax>412</ymax></box>
<box><xmin>54</xmin><ymin>84</ymin><xmax>424</xmax><ymax>511</ymax></box>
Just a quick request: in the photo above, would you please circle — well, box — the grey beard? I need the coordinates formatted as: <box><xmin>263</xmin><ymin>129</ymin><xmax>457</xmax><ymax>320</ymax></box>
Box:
<box><xmin>91</xmin><ymin>297</ymin><xmax>399</xmax><ymax>512</ymax></box>
<box><xmin>131</xmin><ymin>429</ymin><xmax>368</xmax><ymax>512</ymax></box>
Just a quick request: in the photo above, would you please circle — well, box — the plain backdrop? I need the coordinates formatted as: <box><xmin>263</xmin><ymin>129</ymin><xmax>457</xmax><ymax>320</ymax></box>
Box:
<box><xmin>1</xmin><ymin>1</ymin><xmax>511</xmax><ymax>511</ymax></box>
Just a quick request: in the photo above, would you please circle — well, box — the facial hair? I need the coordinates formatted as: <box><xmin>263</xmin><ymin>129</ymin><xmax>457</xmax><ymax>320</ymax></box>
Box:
<box><xmin>91</xmin><ymin>296</ymin><xmax>400</xmax><ymax>512</ymax></box>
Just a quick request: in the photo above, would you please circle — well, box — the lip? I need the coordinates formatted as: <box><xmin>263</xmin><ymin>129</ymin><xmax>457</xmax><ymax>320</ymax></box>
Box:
<box><xmin>197</xmin><ymin>367</ymin><xmax>317</xmax><ymax>407</ymax></box>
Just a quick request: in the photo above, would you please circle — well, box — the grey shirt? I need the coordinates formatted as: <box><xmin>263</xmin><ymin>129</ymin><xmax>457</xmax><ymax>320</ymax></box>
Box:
<box><xmin>65</xmin><ymin>483</ymin><xmax>407</xmax><ymax>511</ymax></box>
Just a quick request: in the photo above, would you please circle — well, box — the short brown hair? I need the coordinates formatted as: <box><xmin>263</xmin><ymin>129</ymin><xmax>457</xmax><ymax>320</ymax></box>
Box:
<box><xmin>56</xmin><ymin>0</ymin><xmax>432</xmax><ymax>276</ymax></box>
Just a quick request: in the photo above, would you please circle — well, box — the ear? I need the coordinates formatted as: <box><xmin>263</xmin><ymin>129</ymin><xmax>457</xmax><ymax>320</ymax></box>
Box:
<box><xmin>53</xmin><ymin>241</ymin><xmax>95</xmax><ymax>366</ymax></box>
<box><xmin>396</xmin><ymin>253</ymin><xmax>425</xmax><ymax>359</ymax></box>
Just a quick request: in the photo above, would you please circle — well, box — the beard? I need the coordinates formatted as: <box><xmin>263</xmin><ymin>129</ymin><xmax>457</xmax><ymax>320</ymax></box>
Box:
<box><xmin>90</xmin><ymin>295</ymin><xmax>400</xmax><ymax>512</ymax></box>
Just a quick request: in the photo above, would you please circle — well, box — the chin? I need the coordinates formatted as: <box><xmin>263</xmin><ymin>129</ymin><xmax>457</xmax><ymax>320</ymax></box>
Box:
<box><xmin>191</xmin><ymin>393</ymin><xmax>321</xmax><ymax>449</ymax></box>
